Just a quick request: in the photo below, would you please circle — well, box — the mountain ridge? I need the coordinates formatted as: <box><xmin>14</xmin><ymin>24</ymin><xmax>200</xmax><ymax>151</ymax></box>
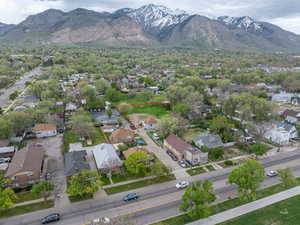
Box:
<box><xmin>1</xmin><ymin>4</ymin><xmax>300</xmax><ymax>52</ymax></box>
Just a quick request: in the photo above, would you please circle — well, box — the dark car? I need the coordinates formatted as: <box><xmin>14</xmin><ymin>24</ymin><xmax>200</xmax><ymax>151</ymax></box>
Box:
<box><xmin>42</xmin><ymin>213</ymin><xmax>60</xmax><ymax>224</ymax></box>
<box><xmin>123</xmin><ymin>193</ymin><xmax>139</xmax><ymax>202</ymax></box>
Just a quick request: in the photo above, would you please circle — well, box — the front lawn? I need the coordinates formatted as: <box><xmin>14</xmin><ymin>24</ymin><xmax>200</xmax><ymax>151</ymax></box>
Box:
<box><xmin>186</xmin><ymin>166</ymin><xmax>206</xmax><ymax>176</ymax></box>
<box><xmin>121</xmin><ymin>105</ymin><xmax>169</xmax><ymax>118</ymax></box>
<box><xmin>104</xmin><ymin>175</ymin><xmax>176</xmax><ymax>195</ymax></box>
<box><xmin>219</xmin><ymin>195</ymin><xmax>300</xmax><ymax>225</ymax></box>
<box><xmin>69</xmin><ymin>194</ymin><xmax>94</xmax><ymax>203</ymax></box>
<box><xmin>206</xmin><ymin>165</ymin><xmax>216</xmax><ymax>171</ymax></box>
<box><xmin>100</xmin><ymin>172</ymin><xmax>148</xmax><ymax>186</ymax></box>
<box><xmin>14</xmin><ymin>191</ymin><xmax>41</xmax><ymax>203</ymax></box>
<box><xmin>0</xmin><ymin>200</ymin><xmax>54</xmax><ymax>218</ymax></box>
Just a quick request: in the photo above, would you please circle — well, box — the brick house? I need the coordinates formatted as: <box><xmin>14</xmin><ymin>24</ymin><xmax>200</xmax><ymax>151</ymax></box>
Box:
<box><xmin>164</xmin><ymin>134</ymin><xmax>208</xmax><ymax>165</ymax></box>
<box><xmin>5</xmin><ymin>144</ymin><xmax>45</xmax><ymax>188</ymax></box>
<box><xmin>110</xmin><ymin>128</ymin><xmax>135</xmax><ymax>144</ymax></box>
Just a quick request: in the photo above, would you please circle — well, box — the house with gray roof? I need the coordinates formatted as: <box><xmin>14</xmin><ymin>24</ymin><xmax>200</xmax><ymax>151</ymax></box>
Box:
<box><xmin>64</xmin><ymin>151</ymin><xmax>90</xmax><ymax>177</ymax></box>
<box><xmin>92</xmin><ymin>144</ymin><xmax>123</xmax><ymax>173</ymax></box>
<box><xmin>271</xmin><ymin>92</ymin><xmax>295</xmax><ymax>103</ymax></box>
<box><xmin>193</xmin><ymin>133</ymin><xmax>224</xmax><ymax>149</ymax></box>
<box><xmin>91</xmin><ymin>109</ymin><xmax>120</xmax><ymax>126</ymax></box>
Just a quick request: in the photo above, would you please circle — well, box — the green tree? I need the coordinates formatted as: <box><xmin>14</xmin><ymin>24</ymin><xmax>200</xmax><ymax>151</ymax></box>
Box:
<box><xmin>0</xmin><ymin>174</ymin><xmax>17</xmax><ymax>211</ymax></box>
<box><xmin>28</xmin><ymin>81</ymin><xmax>45</xmax><ymax>99</ymax></box>
<box><xmin>125</xmin><ymin>151</ymin><xmax>152</xmax><ymax>175</ymax></box>
<box><xmin>70</xmin><ymin>112</ymin><xmax>97</xmax><ymax>140</ymax></box>
<box><xmin>157</xmin><ymin>115</ymin><xmax>186</xmax><ymax>138</ymax></box>
<box><xmin>31</xmin><ymin>181</ymin><xmax>54</xmax><ymax>200</ymax></box>
<box><xmin>278</xmin><ymin>168</ymin><xmax>297</xmax><ymax>188</ymax></box>
<box><xmin>180</xmin><ymin>180</ymin><xmax>216</xmax><ymax>218</ymax></box>
<box><xmin>0</xmin><ymin>117</ymin><xmax>12</xmax><ymax>139</ymax></box>
<box><xmin>67</xmin><ymin>170</ymin><xmax>101</xmax><ymax>197</ymax></box>
<box><xmin>95</xmin><ymin>79</ymin><xmax>111</xmax><ymax>94</ymax></box>
<box><xmin>150</xmin><ymin>161</ymin><xmax>171</xmax><ymax>178</ymax></box>
<box><xmin>210</xmin><ymin>116</ymin><xmax>234</xmax><ymax>142</ymax></box>
<box><xmin>229</xmin><ymin>160</ymin><xmax>265</xmax><ymax>201</ymax></box>
<box><xmin>249</xmin><ymin>143</ymin><xmax>268</xmax><ymax>158</ymax></box>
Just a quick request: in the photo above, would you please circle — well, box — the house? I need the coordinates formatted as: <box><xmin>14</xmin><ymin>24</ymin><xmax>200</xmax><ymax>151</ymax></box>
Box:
<box><xmin>164</xmin><ymin>134</ymin><xmax>208</xmax><ymax>165</ymax></box>
<box><xmin>264</xmin><ymin>120</ymin><xmax>298</xmax><ymax>145</ymax></box>
<box><xmin>145</xmin><ymin>86</ymin><xmax>160</xmax><ymax>94</ymax></box>
<box><xmin>110</xmin><ymin>128</ymin><xmax>135</xmax><ymax>144</ymax></box>
<box><xmin>92</xmin><ymin>144</ymin><xmax>123</xmax><ymax>173</ymax></box>
<box><xmin>187</xmin><ymin>104</ymin><xmax>211</xmax><ymax>121</ymax></box>
<box><xmin>193</xmin><ymin>133</ymin><xmax>224</xmax><ymax>149</ymax></box>
<box><xmin>33</xmin><ymin>124</ymin><xmax>57</xmax><ymax>138</ymax></box>
<box><xmin>0</xmin><ymin>146</ymin><xmax>16</xmax><ymax>158</ymax></box>
<box><xmin>5</xmin><ymin>144</ymin><xmax>44</xmax><ymax>188</ymax></box>
<box><xmin>64</xmin><ymin>151</ymin><xmax>90</xmax><ymax>177</ymax></box>
<box><xmin>271</xmin><ymin>92</ymin><xmax>295</xmax><ymax>103</ymax></box>
<box><xmin>143</xmin><ymin>117</ymin><xmax>158</xmax><ymax>130</ymax></box>
<box><xmin>122</xmin><ymin>147</ymin><xmax>150</xmax><ymax>159</ymax></box>
<box><xmin>91</xmin><ymin>110</ymin><xmax>120</xmax><ymax>126</ymax></box>
<box><xmin>282</xmin><ymin>109</ymin><xmax>300</xmax><ymax>124</ymax></box>
<box><xmin>65</xmin><ymin>103</ymin><xmax>78</xmax><ymax>111</ymax></box>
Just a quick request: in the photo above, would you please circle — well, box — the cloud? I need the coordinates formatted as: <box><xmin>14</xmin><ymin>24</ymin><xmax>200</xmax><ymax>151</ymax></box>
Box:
<box><xmin>1</xmin><ymin>0</ymin><xmax>300</xmax><ymax>34</ymax></box>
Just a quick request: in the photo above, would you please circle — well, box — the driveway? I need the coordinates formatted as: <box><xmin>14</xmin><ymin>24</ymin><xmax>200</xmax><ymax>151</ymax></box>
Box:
<box><xmin>30</xmin><ymin>135</ymin><xmax>70</xmax><ymax>208</ymax></box>
<box><xmin>136</xmin><ymin>129</ymin><xmax>189</xmax><ymax>179</ymax></box>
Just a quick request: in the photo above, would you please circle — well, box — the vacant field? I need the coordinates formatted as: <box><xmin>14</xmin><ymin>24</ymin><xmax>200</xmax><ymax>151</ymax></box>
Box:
<box><xmin>219</xmin><ymin>195</ymin><xmax>300</xmax><ymax>225</ymax></box>
<box><xmin>122</xmin><ymin>105</ymin><xmax>169</xmax><ymax>118</ymax></box>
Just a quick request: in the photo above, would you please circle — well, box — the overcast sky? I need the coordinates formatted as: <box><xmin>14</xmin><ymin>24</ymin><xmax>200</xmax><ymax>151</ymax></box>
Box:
<box><xmin>1</xmin><ymin>0</ymin><xmax>300</xmax><ymax>34</ymax></box>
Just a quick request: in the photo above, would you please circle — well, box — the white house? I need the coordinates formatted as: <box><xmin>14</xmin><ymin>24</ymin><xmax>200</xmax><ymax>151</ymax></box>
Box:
<box><xmin>283</xmin><ymin>109</ymin><xmax>300</xmax><ymax>124</ymax></box>
<box><xmin>271</xmin><ymin>92</ymin><xmax>295</xmax><ymax>103</ymax></box>
<box><xmin>143</xmin><ymin>117</ymin><xmax>158</xmax><ymax>130</ymax></box>
<box><xmin>33</xmin><ymin>124</ymin><xmax>57</xmax><ymax>138</ymax></box>
<box><xmin>264</xmin><ymin>120</ymin><xmax>298</xmax><ymax>145</ymax></box>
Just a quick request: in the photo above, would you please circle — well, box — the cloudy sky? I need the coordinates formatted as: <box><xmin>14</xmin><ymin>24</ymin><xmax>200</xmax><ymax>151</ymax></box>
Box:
<box><xmin>1</xmin><ymin>0</ymin><xmax>300</xmax><ymax>34</ymax></box>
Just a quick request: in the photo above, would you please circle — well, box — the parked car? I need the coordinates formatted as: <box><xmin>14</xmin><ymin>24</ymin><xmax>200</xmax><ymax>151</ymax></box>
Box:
<box><xmin>45</xmin><ymin>172</ymin><xmax>51</xmax><ymax>180</ymax></box>
<box><xmin>176</xmin><ymin>181</ymin><xmax>189</xmax><ymax>189</ymax></box>
<box><xmin>166</xmin><ymin>150</ymin><xmax>178</xmax><ymax>161</ymax></box>
<box><xmin>178</xmin><ymin>160</ymin><xmax>188</xmax><ymax>168</ymax></box>
<box><xmin>123</xmin><ymin>193</ymin><xmax>139</xmax><ymax>202</ymax></box>
<box><xmin>153</xmin><ymin>133</ymin><xmax>160</xmax><ymax>140</ymax></box>
<box><xmin>266</xmin><ymin>170</ymin><xmax>278</xmax><ymax>177</ymax></box>
<box><xmin>0</xmin><ymin>157</ymin><xmax>11</xmax><ymax>164</ymax></box>
<box><xmin>42</xmin><ymin>213</ymin><xmax>60</xmax><ymax>224</ymax></box>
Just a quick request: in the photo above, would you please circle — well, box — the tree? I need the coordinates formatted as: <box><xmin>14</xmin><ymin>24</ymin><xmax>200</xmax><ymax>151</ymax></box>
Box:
<box><xmin>124</xmin><ymin>151</ymin><xmax>152</xmax><ymax>175</ymax></box>
<box><xmin>28</xmin><ymin>81</ymin><xmax>45</xmax><ymax>100</ymax></box>
<box><xmin>157</xmin><ymin>115</ymin><xmax>186</xmax><ymax>138</ymax></box>
<box><xmin>208</xmin><ymin>147</ymin><xmax>224</xmax><ymax>161</ymax></box>
<box><xmin>5</xmin><ymin>111</ymin><xmax>34</xmax><ymax>134</ymax></box>
<box><xmin>180</xmin><ymin>180</ymin><xmax>216</xmax><ymax>218</ymax></box>
<box><xmin>229</xmin><ymin>160</ymin><xmax>265</xmax><ymax>201</ymax></box>
<box><xmin>70</xmin><ymin>112</ymin><xmax>97</xmax><ymax>140</ymax></box>
<box><xmin>249</xmin><ymin>143</ymin><xmax>268</xmax><ymax>158</ymax></box>
<box><xmin>0</xmin><ymin>117</ymin><xmax>12</xmax><ymax>139</ymax></box>
<box><xmin>210</xmin><ymin>116</ymin><xmax>234</xmax><ymax>142</ymax></box>
<box><xmin>31</xmin><ymin>181</ymin><xmax>54</xmax><ymax>200</ymax></box>
<box><xmin>0</xmin><ymin>174</ymin><xmax>17</xmax><ymax>211</ymax></box>
<box><xmin>106</xmin><ymin>108</ymin><xmax>113</xmax><ymax>118</ymax></box>
<box><xmin>150</xmin><ymin>161</ymin><xmax>171</xmax><ymax>178</ymax></box>
<box><xmin>95</xmin><ymin>79</ymin><xmax>111</xmax><ymax>94</ymax></box>
<box><xmin>67</xmin><ymin>170</ymin><xmax>102</xmax><ymax>197</ymax></box>
<box><xmin>278</xmin><ymin>168</ymin><xmax>297</xmax><ymax>188</ymax></box>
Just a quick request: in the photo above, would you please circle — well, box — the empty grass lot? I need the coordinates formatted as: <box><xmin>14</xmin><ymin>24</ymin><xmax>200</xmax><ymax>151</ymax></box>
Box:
<box><xmin>219</xmin><ymin>194</ymin><xmax>300</xmax><ymax>225</ymax></box>
<box><xmin>121</xmin><ymin>105</ymin><xmax>169</xmax><ymax>118</ymax></box>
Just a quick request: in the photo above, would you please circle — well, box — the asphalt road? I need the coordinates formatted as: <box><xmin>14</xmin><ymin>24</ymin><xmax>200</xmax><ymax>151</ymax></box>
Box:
<box><xmin>0</xmin><ymin>66</ymin><xmax>41</xmax><ymax>109</ymax></box>
<box><xmin>2</xmin><ymin>150</ymin><xmax>300</xmax><ymax>225</ymax></box>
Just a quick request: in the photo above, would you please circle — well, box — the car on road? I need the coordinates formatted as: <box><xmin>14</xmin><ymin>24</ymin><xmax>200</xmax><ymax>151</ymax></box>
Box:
<box><xmin>266</xmin><ymin>170</ymin><xmax>278</xmax><ymax>177</ymax></box>
<box><xmin>88</xmin><ymin>217</ymin><xmax>110</xmax><ymax>225</ymax></box>
<box><xmin>153</xmin><ymin>133</ymin><xmax>160</xmax><ymax>140</ymax></box>
<box><xmin>166</xmin><ymin>150</ymin><xmax>178</xmax><ymax>161</ymax></box>
<box><xmin>0</xmin><ymin>157</ymin><xmax>11</xmax><ymax>164</ymax></box>
<box><xmin>42</xmin><ymin>213</ymin><xmax>60</xmax><ymax>224</ymax></box>
<box><xmin>178</xmin><ymin>160</ymin><xmax>188</xmax><ymax>168</ymax></box>
<box><xmin>176</xmin><ymin>181</ymin><xmax>189</xmax><ymax>189</ymax></box>
<box><xmin>123</xmin><ymin>193</ymin><xmax>139</xmax><ymax>201</ymax></box>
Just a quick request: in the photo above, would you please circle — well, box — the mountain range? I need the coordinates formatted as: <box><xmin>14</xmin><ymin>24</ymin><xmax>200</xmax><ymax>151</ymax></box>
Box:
<box><xmin>1</xmin><ymin>4</ymin><xmax>300</xmax><ymax>52</ymax></box>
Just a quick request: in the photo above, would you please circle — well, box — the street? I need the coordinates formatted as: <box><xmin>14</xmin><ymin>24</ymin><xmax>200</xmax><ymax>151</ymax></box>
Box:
<box><xmin>2</xmin><ymin>150</ymin><xmax>300</xmax><ymax>225</ymax></box>
<box><xmin>0</xmin><ymin>66</ymin><xmax>41</xmax><ymax>110</ymax></box>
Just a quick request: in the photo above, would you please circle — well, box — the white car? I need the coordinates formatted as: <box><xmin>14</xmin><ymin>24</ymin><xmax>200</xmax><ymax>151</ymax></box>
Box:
<box><xmin>176</xmin><ymin>181</ymin><xmax>189</xmax><ymax>189</ymax></box>
<box><xmin>266</xmin><ymin>170</ymin><xmax>278</xmax><ymax>177</ymax></box>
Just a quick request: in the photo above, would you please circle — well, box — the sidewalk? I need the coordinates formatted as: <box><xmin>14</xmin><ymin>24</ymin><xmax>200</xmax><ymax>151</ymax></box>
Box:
<box><xmin>103</xmin><ymin>176</ymin><xmax>156</xmax><ymax>188</ymax></box>
<box><xmin>187</xmin><ymin>185</ymin><xmax>300</xmax><ymax>225</ymax></box>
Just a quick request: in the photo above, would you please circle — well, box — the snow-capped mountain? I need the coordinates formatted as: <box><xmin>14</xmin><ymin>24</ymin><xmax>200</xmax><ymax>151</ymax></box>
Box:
<box><xmin>115</xmin><ymin>4</ymin><xmax>190</xmax><ymax>35</ymax></box>
<box><xmin>217</xmin><ymin>16</ymin><xmax>264</xmax><ymax>32</ymax></box>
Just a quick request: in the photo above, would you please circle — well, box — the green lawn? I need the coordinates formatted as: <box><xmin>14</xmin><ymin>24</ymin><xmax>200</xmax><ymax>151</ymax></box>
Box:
<box><xmin>0</xmin><ymin>200</ymin><xmax>54</xmax><ymax>218</ymax></box>
<box><xmin>63</xmin><ymin>131</ymin><xmax>80</xmax><ymax>152</ymax></box>
<box><xmin>206</xmin><ymin>165</ymin><xmax>216</xmax><ymax>171</ymax></box>
<box><xmin>85</xmin><ymin>128</ymin><xmax>107</xmax><ymax>146</ymax></box>
<box><xmin>14</xmin><ymin>191</ymin><xmax>41</xmax><ymax>203</ymax></box>
<box><xmin>101</xmin><ymin>172</ymin><xmax>149</xmax><ymax>185</ymax></box>
<box><xmin>68</xmin><ymin>194</ymin><xmax>93</xmax><ymax>203</ymax></box>
<box><xmin>121</xmin><ymin>105</ymin><xmax>169</xmax><ymax>118</ymax></box>
<box><xmin>219</xmin><ymin>195</ymin><xmax>300</xmax><ymax>225</ymax></box>
<box><xmin>152</xmin><ymin>181</ymin><xmax>300</xmax><ymax>225</ymax></box>
<box><xmin>104</xmin><ymin>175</ymin><xmax>176</xmax><ymax>195</ymax></box>
<box><xmin>182</xmin><ymin>128</ymin><xmax>205</xmax><ymax>142</ymax></box>
<box><xmin>186</xmin><ymin>166</ymin><xmax>206</xmax><ymax>176</ymax></box>
<box><xmin>119</xmin><ymin>95</ymin><xmax>167</xmax><ymax>105</ymax></box>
